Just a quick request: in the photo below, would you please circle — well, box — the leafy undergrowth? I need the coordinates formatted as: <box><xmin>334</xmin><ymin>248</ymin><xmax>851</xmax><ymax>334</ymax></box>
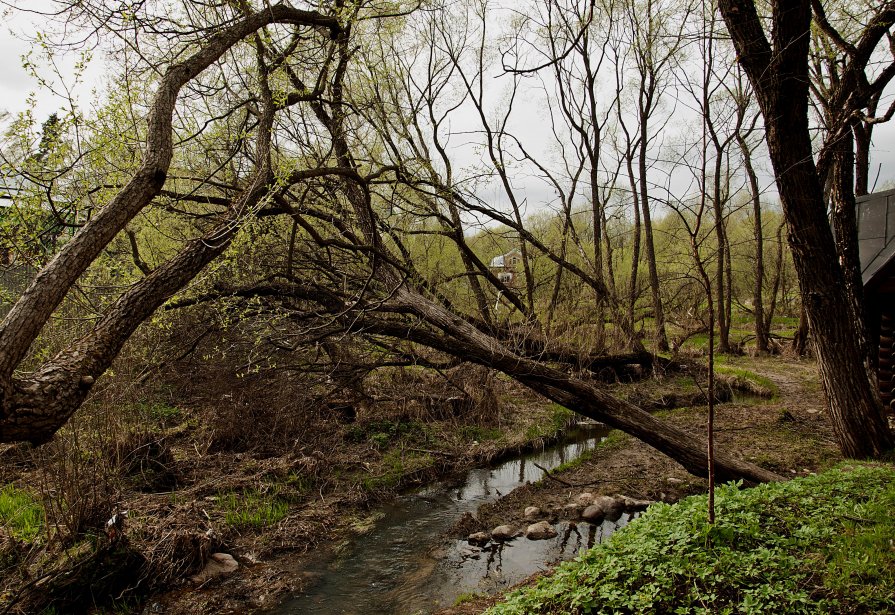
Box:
<box><xmin>487</xmin><ymin>462</ymin><xmax>895</xmax><ymax>614</ymax></box>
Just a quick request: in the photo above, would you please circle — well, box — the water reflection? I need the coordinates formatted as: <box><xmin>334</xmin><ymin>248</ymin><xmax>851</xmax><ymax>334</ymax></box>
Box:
<box><xmin>275</xmin><ymin>424</ymin><xmax>624</xmax><ymax>615</ymax></box>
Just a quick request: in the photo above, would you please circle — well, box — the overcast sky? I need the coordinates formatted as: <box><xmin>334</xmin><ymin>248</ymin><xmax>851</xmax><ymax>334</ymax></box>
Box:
<box><xmin>1</xmin><ymin>3</ymin><xmax>894</xmax><ymax>210</ymax></box>
<box><xmin>0</xmin><ymin>5</ymin><xmax>103</xmax><ymax>140</ymax></box>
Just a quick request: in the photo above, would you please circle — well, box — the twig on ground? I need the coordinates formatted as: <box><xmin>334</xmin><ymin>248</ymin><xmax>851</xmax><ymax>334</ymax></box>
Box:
<box><xmin>533</xmin><ymin>462</ymin><xmax>577</xmax><ymax>486</ymax></box>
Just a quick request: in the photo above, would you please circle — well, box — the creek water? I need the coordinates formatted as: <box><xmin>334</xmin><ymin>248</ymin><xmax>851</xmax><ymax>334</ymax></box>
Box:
<box><xmin>273</xmin><ymin>422</ymin><xmax>637</xmax><ymax>615</ymax></box>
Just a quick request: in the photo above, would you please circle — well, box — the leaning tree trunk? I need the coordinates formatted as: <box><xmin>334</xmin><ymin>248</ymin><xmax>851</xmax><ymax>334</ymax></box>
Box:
<box><xmin>0</xmin><ymin>4</ymin><xmax>340</xmax><ymax>443</ymax></box>
<box><xmin>0</xmin><ymin>213</ymin><xmax>249</xmax><ymax>442</ymax></box>
<box><xmin>316</xmin><ymin>27</ymin><xmax>779</xmax><ymax>484</ymax></box>
<box><xmin>384</xmin><ymin>287</ymin><xmax>780</xmax><ymax>484</ymax></box>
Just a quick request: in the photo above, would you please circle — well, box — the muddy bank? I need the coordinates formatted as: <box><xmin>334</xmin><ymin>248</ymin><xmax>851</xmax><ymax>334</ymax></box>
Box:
<box><xmin>1</xmin><ymin>357</ymin><xmax>831</xmax><ymax>615</ymax></box>
<box><xmin>125</xmin><ymin>404</ymin><xmax>604</xmax><ymax>614</ymax></box>
<box><xmin>153</xmin><ymin>358</ymin><xmax>825</xmax><ymax>615</ymax></box>
<box><xmin>266</xmin><ymin>424</ymin><xmax>619</xmax><ymax>614</ymax></box>
<box><xmin>437</xmin><ymin>356</ymin><xmax>842</xmax><ymax>614</ymax></box>
<box><xmin>3</xmin><ymin>360</ymin><xmax>602</xmax><ymax>615</ymax></box>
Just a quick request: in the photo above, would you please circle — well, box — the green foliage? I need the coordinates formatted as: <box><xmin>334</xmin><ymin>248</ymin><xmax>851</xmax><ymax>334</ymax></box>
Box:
<box><xmin>488</xmin><ymin>463</ymin><xmax>895</xmax><ymax>614</ymax></box>
<box><xmin>345</xmin><ymin>419</ymin><xmax>428</xmax><ymax>450</ymax></box>
<box><xmin>220</xmin><ymin>489</ymin><xmax>288</xmax><ymax>530</ymax></box>
<box><xmin>141</xmin><ymin>402</ymin><xmax>182</xmax><ymax>424</ymax></box>
<box><xmin>361</xmin><ymin>449</ymin><xmax>433</xmax><ymax>492</ymax></box>
<box><xmin>549</xmin><ymin>430</ymin><xmax>628</xmax><ymax>476</ymax></box>
<box><xmin>525</xmin><ymin>404</ymin><xmax>574</xmax><ymax>440</ymax></box>
<box><xmin>285</xmin><ymin>472</ymin><xmax>314</xmax><ymax>495</ymax></box>
<box><xmin>0</xmin><ymin>484</ymin><xmax>44</xmax><ymax>542</ymax></box>
<box><xmin>454</xmin><ymin>591</ymin><xmax>485</xmax><ymax>606</ymax></box>
<box><xmin>458</xmin><ymin>425</ymin><xmax>504</xmax><ymax>442</ymax></box>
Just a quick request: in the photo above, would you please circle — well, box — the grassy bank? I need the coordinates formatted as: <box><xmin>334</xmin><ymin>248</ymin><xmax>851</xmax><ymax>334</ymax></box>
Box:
<box><xmin>0</xmin><ymin>372</ymin><xmax>579</xmax><ymax>614</ymax></box>
<box><xmin>487</xmin><ymin>462</ymin><xmax>895</xmax><ymax>614</ymax></box>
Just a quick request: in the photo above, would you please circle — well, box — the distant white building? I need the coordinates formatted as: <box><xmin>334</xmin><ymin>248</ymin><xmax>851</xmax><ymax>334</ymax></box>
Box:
<box><xmin>489</xmin><ymin>248</ymin><xmax>522</xmax><ymax>286</ymax></box>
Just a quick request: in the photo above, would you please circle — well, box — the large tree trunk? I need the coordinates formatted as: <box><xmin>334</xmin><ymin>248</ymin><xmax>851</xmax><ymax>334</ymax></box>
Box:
<box><xmin>0</xmin><ymin>4</ymin><xmax>338</xmax><ymax>443</ymax></box>
<box><xmin>719</xmin><ymin>0</ymin><xmax>893</xmax><ymax>458</ymax></box>
<box><xmin>829</xmin><ymin>124</ymin><xmax>872</xmax><ymax>362</ymax></box>
<box><xmin>0</xmin><ymin>216</ymin><xmax>243</xmax><ymax>443</ymax></box>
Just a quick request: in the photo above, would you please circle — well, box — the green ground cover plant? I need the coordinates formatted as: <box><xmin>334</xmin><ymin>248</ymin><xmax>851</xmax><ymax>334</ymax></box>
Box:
<box><xmin>524</xmin><ymin>404</ymin><xmax>575</xmax><ymax>441</ymax></box>
<box><xmin>0</xmin><ymin>484</ymin><xmax>44</xmax><ymax>541</ymax></box>
<box><xmin>715</xmin><ymin>365</ymin><xmax>779</xmax><ymax>398</ymax></box>
<box><xmin>220</xmin><ymin>489</ymin><xmax>289</xmax><ymax>530</ymax></box>
<box><xmin>488</xmin><ymin>462</ymin><xmax>895</xmax><ymax>614</ymax></box>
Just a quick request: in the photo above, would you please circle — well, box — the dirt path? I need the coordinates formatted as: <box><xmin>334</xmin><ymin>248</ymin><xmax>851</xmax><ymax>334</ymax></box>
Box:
<box><xmin>438</xmin><ymin>355</ymin><xmax>841</xmax><ymax>614</ymax></box>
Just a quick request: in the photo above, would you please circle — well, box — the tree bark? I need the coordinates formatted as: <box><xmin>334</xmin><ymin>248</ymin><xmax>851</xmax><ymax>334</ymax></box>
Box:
<box><xmin>638</xmin><ymin>121</ymin><xmax>669</xmax><ymax>352</ymax></box>
<box><xmin>829</xmin><ymin>123</ymin><xmax>872</xmax><ymax>362</ymax></box>
<box><xmin>853</xmin><ymin>117</ymin><xmax>873</xmax><ymax>196</ymax></box>
<box><xmin>719</xmin><ymin>0</ymin><xmax>893</xmax><ymax>458</ymax></box>
<box><xmin>382</xmin><ymin>288</ymin><xmax>781</xmax><ymax>483</ymax></box>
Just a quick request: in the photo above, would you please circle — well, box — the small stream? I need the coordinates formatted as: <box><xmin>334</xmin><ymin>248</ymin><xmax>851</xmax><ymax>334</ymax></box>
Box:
<box><xmin>273</xmin><ymin>423</ymin><xmax>635</xmax><ymax>615</ymax></box>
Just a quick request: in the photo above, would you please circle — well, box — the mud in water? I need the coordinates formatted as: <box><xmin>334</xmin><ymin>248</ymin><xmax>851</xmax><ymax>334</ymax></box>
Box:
<box><xmin>272</xmin><ymin>423</ymin><xmax>633</xmax><ymax>615</ymax></box>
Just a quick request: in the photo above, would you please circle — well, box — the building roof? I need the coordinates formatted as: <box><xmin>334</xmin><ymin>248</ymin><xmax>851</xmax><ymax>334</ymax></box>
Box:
<box><xmin>489</xmin><ymin>248</ymin><xmax>521</xmax><ymax>268</ymax></box>
<box><xmin>858</xmin><ymin>188</ymin><xmax>895</xmax><ymax>287</ymax></box>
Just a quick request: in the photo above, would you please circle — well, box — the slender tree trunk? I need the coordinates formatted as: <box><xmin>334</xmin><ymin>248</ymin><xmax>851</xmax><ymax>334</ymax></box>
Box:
<box><xmin>764</xmin><ymin>221</ymin><xmax>786</xmax><ymax>336</ymax></box>
<box><xmin>421</xmin><ymin>93</ymin><xmax>493</xmax><ymax>326</ymax></box>
<box><xmin>724</xmin><ymin>230</ymin><xmax>734</xmax><ymax>347</ymax></box>
<box><xmin>590</xmin><ymin>168</ymin><xmax>607</xmax><ymax>347</ymax></box>
<box><xmin>739</xmin><ymin>134</ymin><xmax>769</xmax><ymax>352</ymax></box>
<box><xmin>638</xmin><ymin>123</ymin><xmax>669</xmax><ymax>351</ymax></box>
<box><xmin>626</xmin><ymin>154</ymin><xmax>642</xmax><ymax>334</ymax></box>
<box><xmin>712</xmin><ymin>153</ymin><xmax>730</xmax><ymax>353</ymax></box>
<box><xmin>547</xmin><ymin>211</ymin><xmax>572</xmax><ymax>332</ymax></box>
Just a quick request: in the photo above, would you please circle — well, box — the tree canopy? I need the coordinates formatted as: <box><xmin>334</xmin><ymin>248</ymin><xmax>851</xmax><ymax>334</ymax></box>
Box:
<box><xmin>0</xmin><ymin>0</ymin><xmax>892</xmax><ymax>479</ymax></box>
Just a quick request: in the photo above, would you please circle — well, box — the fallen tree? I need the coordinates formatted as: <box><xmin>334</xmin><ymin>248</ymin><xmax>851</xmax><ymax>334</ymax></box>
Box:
<box><xmin>0</xmin><ymin>1</ymin><xmax>781</xmax><ymax>485</ymax></box>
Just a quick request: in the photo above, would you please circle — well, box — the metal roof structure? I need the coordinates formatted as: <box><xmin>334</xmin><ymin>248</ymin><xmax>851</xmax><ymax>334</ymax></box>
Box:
<box><xmin>857</xmin><ymin>188</ymin><xmax>895</xmax><ymax>287</ymax></box>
